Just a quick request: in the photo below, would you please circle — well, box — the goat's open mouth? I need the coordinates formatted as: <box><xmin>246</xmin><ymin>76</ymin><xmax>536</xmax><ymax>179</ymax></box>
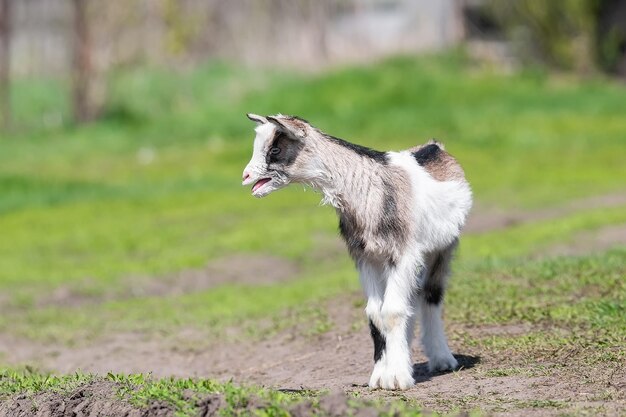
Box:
<box><xmin>252</xmin><ymin>177</ymin><xmax>272</xmax><ymax>194</ymax></box>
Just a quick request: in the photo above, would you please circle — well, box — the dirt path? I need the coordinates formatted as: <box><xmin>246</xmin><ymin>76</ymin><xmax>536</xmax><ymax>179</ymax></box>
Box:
<box><xmin>2</xmin><ymin>292</ymin><xmax>624</xmax><ymax>416</ymax></box>
<box><xmin>31</xmin><ymin>254</ymin><xmax>301</xmax><ymax>309</ymax></box>
<box><xmin>543</xmin><ymin>223</ymin><xmax>626</xmax><ymax>257</ymax></box>
<box><xmin>466</xmin><ymin>191</ymin><xmax>626</xmax><ymax>233</ymax></box>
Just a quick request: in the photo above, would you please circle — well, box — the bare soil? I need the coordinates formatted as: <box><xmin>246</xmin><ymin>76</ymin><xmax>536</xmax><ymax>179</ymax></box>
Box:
<box><xmin>0</xmin><ymin>380</ymin><xmax>160</xmax><ymax>417</ymax></box>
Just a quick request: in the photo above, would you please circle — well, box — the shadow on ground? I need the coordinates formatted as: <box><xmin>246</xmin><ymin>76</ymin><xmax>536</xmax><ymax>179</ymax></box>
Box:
<box><xmin>413</xmin><ymin>354</ymin><xmax>481</xmax><ymax>383</ymax></box>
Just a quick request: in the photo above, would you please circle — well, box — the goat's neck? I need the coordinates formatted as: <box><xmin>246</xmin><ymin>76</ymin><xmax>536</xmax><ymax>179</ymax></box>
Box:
<box><xmin>310</xmin><ymin>145</ymin><xmax>380</xmax><ymax>217</ymax></box>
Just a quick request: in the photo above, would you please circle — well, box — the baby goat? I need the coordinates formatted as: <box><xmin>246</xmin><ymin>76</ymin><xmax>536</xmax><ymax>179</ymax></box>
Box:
<box><xmin>242</xmin><ymin>114</ymin><xmax>472</xmax><ymax>390</ymax></box>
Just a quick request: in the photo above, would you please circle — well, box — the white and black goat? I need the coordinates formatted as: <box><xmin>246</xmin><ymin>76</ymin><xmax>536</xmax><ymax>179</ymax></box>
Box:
<box><xmin>242</xmin><ymin>114</ymin><xmax>472</xmax><ymax>390</ymax></box>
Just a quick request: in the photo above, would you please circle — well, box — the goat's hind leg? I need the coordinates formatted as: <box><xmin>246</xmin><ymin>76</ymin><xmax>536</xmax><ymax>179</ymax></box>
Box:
<box><xmin>418</xmin><ymin>242</ymin><xmax>459</xmax><ymax>373</ymax></box>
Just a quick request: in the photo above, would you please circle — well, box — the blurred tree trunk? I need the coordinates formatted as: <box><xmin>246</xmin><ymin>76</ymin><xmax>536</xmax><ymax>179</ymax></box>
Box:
<box><xmin>312</xmin><ymin>0</ymin><xmax>328</xmax><ymax>62</ymax></box>
<box><xmin>72</xmin><ymin>0</ymin><xmax>94</xmax><ymax>123</ymax></box>
<box><xmin>0</xmin><ymin>0</ymin><xmax>11</xmax><ymax>130</ymax></box>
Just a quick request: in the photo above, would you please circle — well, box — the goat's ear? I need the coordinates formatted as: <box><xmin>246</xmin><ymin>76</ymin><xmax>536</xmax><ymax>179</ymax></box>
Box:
<box><xmin>267</xmin><ymin>116</ymin><xmax>306</xmax><ymax>140</ymax></box>
<box><xmin>246</xmin><ymin>113</ymin><xmax>267</xmax><ymax>125</ymax></box>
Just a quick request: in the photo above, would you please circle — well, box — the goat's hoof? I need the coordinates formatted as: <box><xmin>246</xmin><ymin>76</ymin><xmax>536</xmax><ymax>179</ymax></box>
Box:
<box><xmin>427</xmin><ymin>353</ymin><xmax>458</xmax><ymax>373</ymax></box>
<box><xmin>373</xmin><ymin>366</ymin><xmax>414</xmax><ymax>390</ymax></box>
<box><xmin>368</xmin><ymin>377</ymin><xmax>381</xmax><ymax>389</ymax></box>
<box><xmin>368</xmin><ymin>362</ymin><xmax>385</xmax><ymax>389</ymax></box>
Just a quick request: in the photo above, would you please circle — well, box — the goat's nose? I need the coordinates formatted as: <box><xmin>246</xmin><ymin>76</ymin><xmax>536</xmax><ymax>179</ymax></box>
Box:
<box><xmin>242</xmin><ymin>171</ymin><xmax>251</xmax><ymax>182</ymax></box>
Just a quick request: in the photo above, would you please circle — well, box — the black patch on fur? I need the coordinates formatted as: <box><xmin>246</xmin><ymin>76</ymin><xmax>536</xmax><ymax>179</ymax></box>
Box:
<box><xmin>338</xmin><ymin>212</ymin><xmax>365</xmax><ymax>261</ymax></box>
<box><xmin>376</xmin><ymin>183</ymin><xmax>402</xmax><ymax>239</ymax></box>
<box><xmin>325</xmin><ymin>134</ymin><xmax>388</xmax><ymax>165</ymax></box>
<box><xmin>422</xmin><ymin>253</ymin><xmax>444</xmax><ymax>305</ymax></box>
<box><xmin>369</xmin><ymin>319</ymin><xmax>386</xmax><ymax>363</ymax></box>
<box><xmin>412</xmin><ymin>143</ymin><xmax>442</xmax><ymax>166</ymax></box>
<box><xmin>266</xmin><ymin>131</ymin><xmax>303</xmax><ymax>166</ymax></box>
<box><xmin>423</xmin><ymin>280</ymin><xmax>443</xmax><ymax>305</ymax></box>
<box><xmin>276</xmin><ymin>115</ymin><xmax>387</xmax><ymax>164</ymax></box>
<box><xmin>375</xmin><ymin>181</ymin><xmax>406</xmax><ymax>267</ymax></box>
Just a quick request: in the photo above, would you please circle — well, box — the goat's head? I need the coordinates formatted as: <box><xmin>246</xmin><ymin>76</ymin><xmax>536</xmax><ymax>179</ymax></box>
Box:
<box><xmin>242</xmin><ymin>113</ymin><xmax>319</xmax><ymax>197</ymax></box>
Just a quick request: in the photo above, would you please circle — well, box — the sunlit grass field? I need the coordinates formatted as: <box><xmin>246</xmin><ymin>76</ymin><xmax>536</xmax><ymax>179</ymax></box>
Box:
<box><xmin>1</xmin><ymin>52</ymin><xmax>625</xmax><ymax>416</ymax></box>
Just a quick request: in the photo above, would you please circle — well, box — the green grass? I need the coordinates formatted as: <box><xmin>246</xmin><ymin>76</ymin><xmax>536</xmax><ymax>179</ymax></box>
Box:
<box><xmin>0</xmin><ymin>368</ymin><xmax>443</xmax><ymax>417</ymax></box>
<box><xmin>3</xmin><ymin>54</ymin><xmax>625</xmax><ymax>204</ymax></box>
<box><xmin>0</xmin><ymin>53</ymin><xmax>625</xmax><ymax>295</ymax></box>
<box><xmin>3</xmin><ymin>245</ymin><xmax>624</xmax><ymax>351</ymax></box>
<box><xmin>461</xmin><ymin>205</ymin><xmax>626</xmax><ymax>261</ymax></box>
<box><xmin>452</xmin><ymin>248</ymin><xmax>626</xmax><ymax>327</ymax></box>
<box><xmin>2</xmin><ymin>262</ymin><xmax>356</xmax><ymax>341</ymax></box>
<box><xmin>0</xmin><ymin>368</ymin><xmax>92</xmax><ymax>397</ymax></box>
<box><xmin>0</xmin><ymin>369</ymin><xmax>310</xmax><ymax>417</ymax></box>
<box><xmin>0</xmin><ymin>48</ymin><xmax>624</xmax><ymax>350</ymax></box>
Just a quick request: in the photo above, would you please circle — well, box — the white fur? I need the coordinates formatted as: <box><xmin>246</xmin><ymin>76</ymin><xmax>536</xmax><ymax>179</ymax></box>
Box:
<box><xmin>419</xmin><ymin>299</ymin><xmax>458</xmax><ymax>372</ymax></box>
<box><xmin>387</xmin><ymin>151</ymin><xmax>472</xmax><ymax>253</ymax></box>
<box><xmin>242</xmin><ymin>123</ymin><xmax>289</xmax><ymax>197</ymax></box>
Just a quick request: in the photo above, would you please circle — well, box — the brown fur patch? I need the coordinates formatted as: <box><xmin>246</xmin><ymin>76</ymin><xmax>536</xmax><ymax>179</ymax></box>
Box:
<box><xmin>410</xmin><ymin>141</ymin><xmax>465</xmax><ymax>182</ymax></box>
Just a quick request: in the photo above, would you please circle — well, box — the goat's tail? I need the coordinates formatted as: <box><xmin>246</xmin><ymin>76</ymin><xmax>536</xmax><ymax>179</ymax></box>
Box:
<box><xmin>426</xmin><ymin>139</ymin><xmax>445</xmax><ymax>150</ymax></box>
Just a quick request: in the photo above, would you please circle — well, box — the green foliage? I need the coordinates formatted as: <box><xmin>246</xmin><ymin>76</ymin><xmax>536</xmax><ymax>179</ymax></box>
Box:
<box><xmin>487</xmin><ymin>0</ymin><xmax>597</xmax><ymax>70</ymax></box>
<box><xmin>598</xmin><ymin>34</ymin><xmax>626</xmax><ymax>75</ymax></box>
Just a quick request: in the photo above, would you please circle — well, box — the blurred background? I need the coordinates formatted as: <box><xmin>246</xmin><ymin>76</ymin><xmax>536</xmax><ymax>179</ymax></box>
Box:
<box><xmin>0</xmin><ymin>0</ymin><xmax>624</xmax><ymax>401</ymax></box>
<box><xmin>1</xmin><ymin>0</ymin><xmax>626</xmax><ymax>129</ymax></box>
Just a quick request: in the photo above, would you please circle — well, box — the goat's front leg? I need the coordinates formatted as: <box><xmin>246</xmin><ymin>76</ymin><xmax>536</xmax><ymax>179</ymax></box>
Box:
<box><xmin>358</xmin><ymin>263</ymin><xmax>388</xmax><ymax>388</ymax></box>
<box><xmin>373</xmin><ymin>259</ymin><xmax>419</xmax><ymax>390</ymax></box>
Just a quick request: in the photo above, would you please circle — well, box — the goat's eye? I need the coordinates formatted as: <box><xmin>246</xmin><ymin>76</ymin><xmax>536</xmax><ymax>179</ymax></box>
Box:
<box><xmin>269</xmin><ymin>146</ymin><xmax>281</xmax><ymax>156</ymax></box>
